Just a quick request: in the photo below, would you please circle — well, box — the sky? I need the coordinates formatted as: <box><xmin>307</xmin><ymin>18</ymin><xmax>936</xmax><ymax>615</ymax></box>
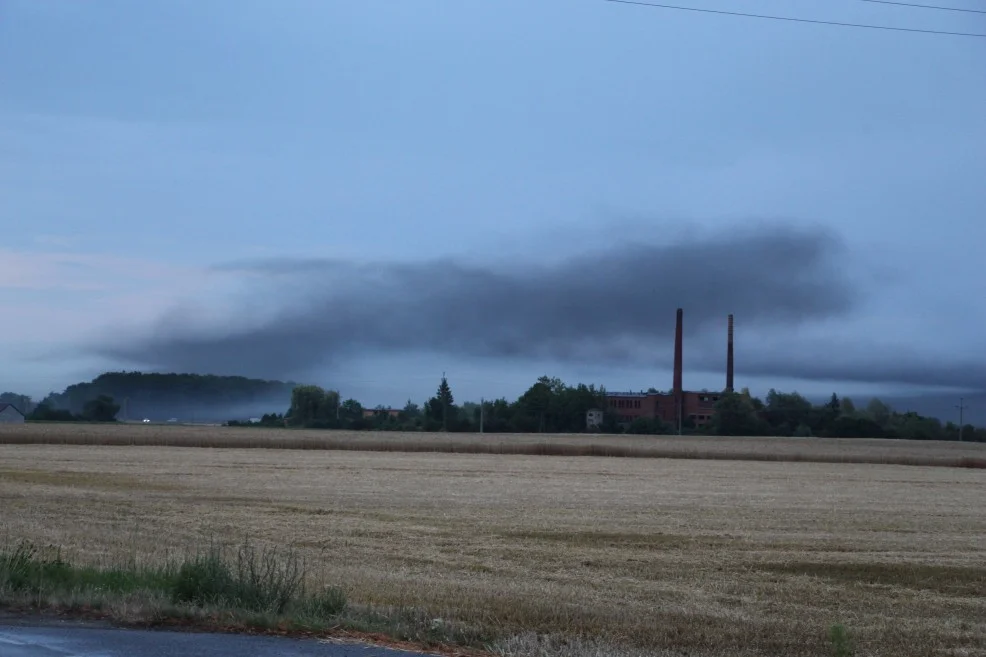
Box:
<box><xmin>1</xmin><ymin>0</ymin><xmax>984</xmax><ymax>420</ymax></box>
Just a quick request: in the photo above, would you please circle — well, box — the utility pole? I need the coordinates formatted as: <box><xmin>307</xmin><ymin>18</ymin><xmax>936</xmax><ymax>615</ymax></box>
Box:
<box><xmin>956</xmin><ymin>397</ymin><xmax>967</xmax><ymax>441</ymax></box>
<box><xmin>480</xmin><ymin>397</ymin><xmax>484</xmax><ymax>434</ymax></box>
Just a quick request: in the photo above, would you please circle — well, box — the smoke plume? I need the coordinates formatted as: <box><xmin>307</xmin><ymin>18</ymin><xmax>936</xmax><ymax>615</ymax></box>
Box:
<box><xmin>99</xmin><ymin>222</ymin><xmax>865</xmax><ymax>379</ymax></box>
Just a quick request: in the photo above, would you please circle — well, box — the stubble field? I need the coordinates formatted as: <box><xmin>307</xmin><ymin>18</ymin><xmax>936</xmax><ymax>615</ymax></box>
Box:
<box><xmin>3</xmin><ymin>422</ymin><xmax>986</xmax><ymax>468</ymax></box>
<box><xmin>0</xmin><ymin>426</ymin><xmax>984</xmax><ymax>656</ymax></box>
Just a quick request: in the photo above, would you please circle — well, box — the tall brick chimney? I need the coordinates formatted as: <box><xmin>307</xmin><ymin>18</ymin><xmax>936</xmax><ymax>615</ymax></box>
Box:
<box><xmin>726</xmin><ymin>314</ymin><xmax>734</xmax><ymax>393</ymax></box>
<box><xmin>673</xmin><ymin>308</ymin><xmax>683</xmax><ymax>432</ymax></box>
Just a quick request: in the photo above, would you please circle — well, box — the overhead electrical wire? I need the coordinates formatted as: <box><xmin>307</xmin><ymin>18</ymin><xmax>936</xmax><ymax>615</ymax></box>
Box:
<box><xmin>856</xmin><ymin>0</ymin><xmax>986</xmax><ymax>15</ymax></box>
<box><xmin>604</xmin><ymin>0</ymin><xmax>986</xmax><ymax>37</ymax></box>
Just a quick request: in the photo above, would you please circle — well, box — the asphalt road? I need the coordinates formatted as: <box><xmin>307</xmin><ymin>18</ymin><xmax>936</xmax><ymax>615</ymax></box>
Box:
<box><xmin>0</xmin><ymin>623</ymin><xmax>433</xmax><ymax>657</ymax></box>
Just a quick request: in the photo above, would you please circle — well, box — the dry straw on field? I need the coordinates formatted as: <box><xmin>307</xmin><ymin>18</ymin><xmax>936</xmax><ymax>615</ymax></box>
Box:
<box><xmin>1</xmin><ymin>423</ymin><xmax>985</xmax><ymax>469</ymax></box>
<box><xmin>1</xmin><ymin>442</ymin><xmax>984</xmax><ymax>656</ymax></box>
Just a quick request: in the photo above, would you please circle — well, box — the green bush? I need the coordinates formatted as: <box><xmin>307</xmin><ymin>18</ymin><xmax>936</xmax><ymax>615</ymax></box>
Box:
<box><xmin>170</xmin><ymin>545</ymin><xmax>236</xmax><ymax>607</ymax></box>
<box><xmin>170</xmin><ymin>543</ymin><xmax>304</xmax><ymax>614</ymax></box>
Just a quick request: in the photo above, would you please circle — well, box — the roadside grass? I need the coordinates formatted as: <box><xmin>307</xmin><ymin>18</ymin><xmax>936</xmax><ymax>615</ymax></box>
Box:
<box><xmin>0</xmin><ymin>539</ymin><xmax>487</xmax><ymax>651</ymax></box>
<box><xmin>0</xmin><ymin>543</ymin><xmax>173</xmax><ymax>612</ymax></box>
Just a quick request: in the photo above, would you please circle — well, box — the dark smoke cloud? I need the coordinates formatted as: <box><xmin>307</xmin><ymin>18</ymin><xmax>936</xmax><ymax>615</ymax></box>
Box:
<box><xmin>719</xmin><ymin>350</ymin><xmax>986</xmax><ymax>391</ymax></box>
<box><xmin>681</xmin><ymin>340</ymin><xmax>986</xmax><ymax>392</ymax></box>
<box><xmin>99</xmin><ymin>222</ymin><xmax>862</xmax><ymax>379</ymax></box>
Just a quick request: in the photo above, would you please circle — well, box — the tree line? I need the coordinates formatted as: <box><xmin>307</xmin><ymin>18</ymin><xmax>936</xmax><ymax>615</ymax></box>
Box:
<box><xmin>266</xmin><ymin>376</ymin><xmax>614</xmax><ymax>433</ymax></box>
<box><xmin>270</xmin><ymin>376</ymin><xmax>984</xmax><ymax>442</ymax></box>
<box><xmin>710</xmin><ymin>388</ymin><xmax>983</xmax><ymax>441</ymax></box>
<box><xmin>6</xmin><ymin>372</ymin><xmax>982</xmax><ymax>442</ymax></box>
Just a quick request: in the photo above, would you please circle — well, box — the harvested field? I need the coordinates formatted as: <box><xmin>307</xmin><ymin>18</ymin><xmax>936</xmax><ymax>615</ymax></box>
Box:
<box><xmin>2</xmin><ymin>423</ymin><xmax>985</xmax><ymax>468</ymax></box>
<box><xmin>1</xmin><ymin>442</ymin><xmax>984</xmax><ymax>656</ymax></box>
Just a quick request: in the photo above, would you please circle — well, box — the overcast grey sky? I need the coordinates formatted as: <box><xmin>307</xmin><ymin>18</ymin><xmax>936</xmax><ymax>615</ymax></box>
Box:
<box><xmin>1</xmin><ymin>0</ymin><xmax>984</xmax><ymax>415</ymax></box>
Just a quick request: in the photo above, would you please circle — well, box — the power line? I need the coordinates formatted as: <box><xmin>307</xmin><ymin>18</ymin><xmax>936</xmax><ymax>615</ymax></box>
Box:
<box><xmin>857</xmin><ymin>0</ymin><xmax>986</xmax><ymax>15</ymax></box>
<box><xmin>605</xmin><ymin>0</ymin><xmax>986</xmax><ymax>37</ymax></box>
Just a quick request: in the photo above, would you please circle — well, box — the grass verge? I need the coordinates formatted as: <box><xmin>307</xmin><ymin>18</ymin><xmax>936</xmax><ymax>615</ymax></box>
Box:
<box><xmin>0</xmin><ymin>540</ymin><xmax>490</xmax><ymax>655</ymax></box>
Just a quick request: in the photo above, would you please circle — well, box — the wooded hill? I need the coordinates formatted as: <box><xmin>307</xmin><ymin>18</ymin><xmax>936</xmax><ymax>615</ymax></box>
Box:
<box><xmin>37</xmin><ymin>372</ymin><xmax>296</xmax><ymax>422</ymax></box>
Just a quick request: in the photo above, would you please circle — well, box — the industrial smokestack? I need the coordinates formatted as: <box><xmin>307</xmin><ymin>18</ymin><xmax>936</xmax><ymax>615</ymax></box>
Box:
<box><xmin>726</xmin><ymin>314</ymin><xmax>734</xmax><ymax>393</ymax></box>
<box><xmin>673</xmin><ymin>308</ymin><xmax>683</xmax><ymax>433</ymax></box>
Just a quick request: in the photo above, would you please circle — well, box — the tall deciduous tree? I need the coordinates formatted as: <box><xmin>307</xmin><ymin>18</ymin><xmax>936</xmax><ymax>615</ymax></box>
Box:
<box><xmin>764</xmin><ymin>389</ymin><xmax>813</xmax><ymax>435</ymax></box>
<box><xmin>866</xmin><ymin>398</ymin><xmax>892</xmax><ymax>425</ymax></box>
<box><xmin>401</xmin><ymin>399</ymin><xmax>421</xmax><ymax>419</ymax></box>
<box><xmin>519</xmin><ymin>377</ymin><xmax>553</xmax><ymax>432</ymax></box>
<box><xmin>339</xmin><ymin>398</ymin><xmax>364</xmax><ymax>422</ymax></box>
<box><xmin>81</xmin><ymin>395</ymin><xmax>120</xmax><ymax>422</ymax></box>
<box><xmin>709</xmin><ymin>391</ymin><xmax>768</xmax><ymax>436</ymax></box>
<box><xmin>287</xmin><ymin>385</ymin><xmax>328</xmax><ymax>426</ymax></box>
<box><xmin>840</xmin><ymin>397</ymin><xmax>856</xmax><ymax>416</ymax></box>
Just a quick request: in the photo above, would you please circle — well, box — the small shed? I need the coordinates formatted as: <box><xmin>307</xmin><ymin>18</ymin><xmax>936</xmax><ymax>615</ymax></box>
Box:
<box><xmin>586</xmin><ymin>408</ymin><xmax>604</xmax><ymax>431</ymax></box>
<box><xmin>0</xmin><ymin>403</ymin><xmax>26</xmax><ymax>424</ymax></box>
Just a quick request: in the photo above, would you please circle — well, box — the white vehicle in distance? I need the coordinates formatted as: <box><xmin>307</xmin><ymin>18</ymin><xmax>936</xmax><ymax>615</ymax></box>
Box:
<box><xmin>142</xmin><ymin>418</ymin><xmax>150</xmax><ymax>423</ymax></box>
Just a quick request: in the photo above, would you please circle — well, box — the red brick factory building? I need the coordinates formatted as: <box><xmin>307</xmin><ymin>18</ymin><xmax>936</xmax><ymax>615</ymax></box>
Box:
<box><xmin>605</xmin><ymin>309</ymin><xmax>735</xmax><ymax>431</ymax></box>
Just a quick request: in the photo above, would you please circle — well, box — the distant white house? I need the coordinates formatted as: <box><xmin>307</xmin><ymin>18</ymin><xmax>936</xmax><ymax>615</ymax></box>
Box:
<box><xmin>0</xmin><ymin>403</ymin><xmax>26</xmax><ymax>424</ymax></box>
<box><xmin>586</xmin><ymin>408</ymin><xmax>604</xmax><ymax>431</ymax></box>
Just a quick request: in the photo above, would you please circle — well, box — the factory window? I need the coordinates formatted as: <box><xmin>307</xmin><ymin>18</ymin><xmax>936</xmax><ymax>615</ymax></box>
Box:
<box><xmin>635</xmin><ymin>400</ymin><xmax>640</xmax><ymax>409</ymax></box>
